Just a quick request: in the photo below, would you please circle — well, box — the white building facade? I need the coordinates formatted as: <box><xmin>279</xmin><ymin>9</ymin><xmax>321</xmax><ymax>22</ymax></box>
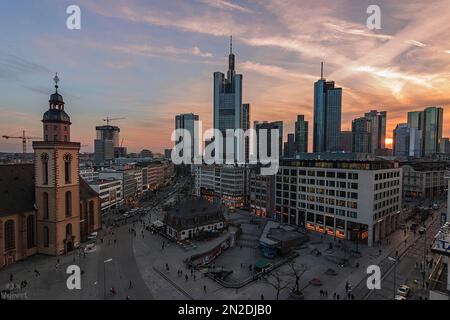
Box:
<box><xmin>275</xmin><ymin>159</ymin><xmax>402</xmax><ymax>246</ymax></box>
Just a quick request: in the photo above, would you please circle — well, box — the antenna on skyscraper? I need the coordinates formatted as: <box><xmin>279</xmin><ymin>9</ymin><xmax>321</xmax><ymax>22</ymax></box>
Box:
<box><xmin>230</xmin><ymin>35</ymin><xmax>233</xmax><ymax>54</ymax></box>
<box><xmin>320</xmin><ymin>62</ymin><xmax>324</xmax><ymax>80</ymax></box>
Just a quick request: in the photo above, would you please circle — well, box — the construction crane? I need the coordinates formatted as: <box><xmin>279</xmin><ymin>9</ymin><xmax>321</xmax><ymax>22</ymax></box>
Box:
<box><xmin>2</xmin><ymin>130</ymin><xmax>42</xmax><ymax>157</ymax></box>
<box><xmin>103</xmin><ymin>116</ymin><xmax>125</xmax><ymax>126</ymax></box>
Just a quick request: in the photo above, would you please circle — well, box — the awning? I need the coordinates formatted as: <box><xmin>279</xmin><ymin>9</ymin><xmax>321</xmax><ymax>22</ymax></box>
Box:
<box><xmin>255</xmin><ymin>259</ymin><xmax>270</xmax><ymax>269</ymax></box>
<box><xmin>152</xmin><ymin>220</ymin><xmax>165</xmax><ymax>228</ymax></box>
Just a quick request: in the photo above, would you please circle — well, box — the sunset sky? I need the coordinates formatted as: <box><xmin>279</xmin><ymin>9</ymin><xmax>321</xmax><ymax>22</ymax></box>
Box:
<box><xmin>0</xmin><ymin>0</ymin><xmax>449</xmax><ymax>153</ymax></box>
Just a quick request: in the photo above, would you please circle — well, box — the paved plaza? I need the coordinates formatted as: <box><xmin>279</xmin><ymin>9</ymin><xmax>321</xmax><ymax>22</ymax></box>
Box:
<box><xmin>0</xmin><ymin>196</ymin><xmax>446</xmax><ymax>300</ymax></box>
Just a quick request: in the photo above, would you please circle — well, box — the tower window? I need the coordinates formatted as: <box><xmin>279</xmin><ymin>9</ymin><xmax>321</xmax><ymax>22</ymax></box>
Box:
<box><xmin>41</xmin><ymin>153</ymin><xmax>49</xmax><ymax>185</ymax></box>
<box><xmin>4</xmin><ymin>220</ymin><xmax>15</xmax><ymax>251</ymax></box>
<box><xmin>64</xmin><ymin>153</ymin><xmax>72</xmax><ymax>183</ymax></box>
<box><xmin>43</xmin><ymin>192</ymin><xmax>49</xmax><ymax>219</ymax></box>
<box><xmin>65</xmin><ymin>191</ymin><xmax>72</xmax><ymax>217</ymax></box>
<box><xmin>64</xmin><ymin>135</ymin><xmax>68</xmax><ymax>142</ymax></box>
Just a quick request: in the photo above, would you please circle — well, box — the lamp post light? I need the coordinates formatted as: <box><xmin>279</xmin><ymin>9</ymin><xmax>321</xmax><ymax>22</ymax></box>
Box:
<box><xmin>388</xmin><ymin>256</ymin><xmax>398</xmax><ymax>300</ymax></box>
<box><xmin>103</xmin><ymin>258</ymin><xmax>113</xmax><ymax>299</ymax></box>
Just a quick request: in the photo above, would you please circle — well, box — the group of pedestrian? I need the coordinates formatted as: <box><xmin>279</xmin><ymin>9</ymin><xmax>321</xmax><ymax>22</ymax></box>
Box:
<box><xmin>319</xmin><ymin>289</ymin><xmax>328</xmax><ymax>298</ymax></box>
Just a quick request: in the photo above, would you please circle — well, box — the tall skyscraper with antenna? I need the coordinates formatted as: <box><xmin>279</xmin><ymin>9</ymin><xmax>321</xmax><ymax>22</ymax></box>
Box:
<box><xmin>213</xmin><ymin>36</ymin><xmax>244</xmax><ymax>161</ymax></box>
<box><xmin>313</xmin><ymin>62</ymin><xmax>342</xmax><ymax>152</ymax></box>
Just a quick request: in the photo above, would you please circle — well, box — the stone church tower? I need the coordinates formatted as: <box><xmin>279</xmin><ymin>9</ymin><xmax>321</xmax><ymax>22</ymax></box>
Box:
<box><xmin>33</xmin><ymin>74</ymin><xmax>81</xmax><ymax>255</ymax></box>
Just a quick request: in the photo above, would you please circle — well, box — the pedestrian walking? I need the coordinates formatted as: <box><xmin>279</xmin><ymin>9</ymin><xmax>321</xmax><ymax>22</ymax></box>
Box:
<box><xmin>34</xmin><ymin>269</ymin><xmax>40</xmax><ymax>277</ymax></box>
<box><xmin>337</xmin><ymin>294</ymin><xmax>340</xmax><ymax>300</ymax></box>
<box><xmin>185</xmin><ymin>274</ymin><xmax>188</xmax><ymax>282</ymax></box>
<box><xmin>261</xmin><ymin>294</ymin><xmax>264</xmax><ymax>300</ymax></box>
<box><xmin>129</xmin><ymin>281</ymin><xmax>133</xmax><ymax>289</ymax></box>
<box><xmin>320</xmin><ymin>289</ymin><xmax>323</xmax><ymax>297</ymax></box>
<box><xmin>203</xmin><ymin>285</ymin><xmax>207</xmax><ymax>293</ymax></box>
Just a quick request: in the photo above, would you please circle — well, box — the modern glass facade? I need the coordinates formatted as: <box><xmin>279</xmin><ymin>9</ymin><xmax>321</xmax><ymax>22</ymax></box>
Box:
<box><xmin>254</xmin><ymin>121</ymin><xmax>283</xmax><ymax>160</ymax></box>
<box><xmin>313</xmin><ymin>78</ymin><xmax>342</xmax><ymax>152</ymax></box>
<box><xmin>213</xmin><ymin>41</ymin><xmax>243</xmax><ymax>161</ymax></box>
<box><xmin>364</xmin><ymin>110</ymin><xmax>386</xmax><ymax>153</ymax></box>
<box><xmin>175</xmin><ymin>113</ymin><xmax>199</xmax><ymax>160</ymax></box>
<box><xmin>295</xmin><ymin>115</ymin><xmax>308</xmax><ymax>153</ymax></box>
<box><xmin>423</xmin><ymin>106</ymin><xmax>443</xmax><ymax>156</ymax></box>
<box><xmin>393</xmin><ymin>123</ymin><xmax>420</xmax><ymax>157</ymax></box>
<box><xmin>352</xmin><ymin>117</ymin><xmax>371</xmax><ymax>153</ymax></box>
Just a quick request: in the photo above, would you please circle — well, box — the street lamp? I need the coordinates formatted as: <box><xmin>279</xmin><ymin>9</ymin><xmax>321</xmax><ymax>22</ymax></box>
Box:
<box><xmin>388</xmin><ymin>256</ymin><xmax>398</xmax><ymax>300</ymax></box>
<box><xmin>103</xmin><ymin>258</ymin><xmax>113</xmax><ymax>299</ymax></box>
<box><xmin>422</xmin><ymin>226</ymin><xmax>427</xmax><ymax>288</ymax></box>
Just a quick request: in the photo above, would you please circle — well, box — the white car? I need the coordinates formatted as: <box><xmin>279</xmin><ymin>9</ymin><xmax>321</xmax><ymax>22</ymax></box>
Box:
<box><xmin>394</xmin><ymin>295</ymin><xmax>406</xmax><ymax>300</ymax></box>
<box><xmin>87</xmin><ymin>232</ymin><xmax>98</xmax><ymax>240</ymax></box>
<box><xmin>397</xmin><ymin>285</ymin><xmax>410</xmax><ymax>297</ymax></box>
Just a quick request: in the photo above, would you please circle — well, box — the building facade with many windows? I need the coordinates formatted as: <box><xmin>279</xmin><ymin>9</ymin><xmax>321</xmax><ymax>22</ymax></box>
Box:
<box><xmin>194</xmin><ymin>164</ymin><xmax>248</xmax><ymax>211</ymax></box>
<box><xmin>274</xmin><ymin>159</ymin><xmax>402</xmax><ymax>246</ymax></box>
<box><xmin>400</xmin><ymin>161</ymin><xmax>448</xmax><ymax>199</ymax></box>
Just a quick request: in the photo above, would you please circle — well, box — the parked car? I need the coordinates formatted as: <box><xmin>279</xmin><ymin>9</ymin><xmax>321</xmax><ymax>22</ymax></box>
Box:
<box><xmin>87</xmin><ymin>232</ymin><xmax>98</xmax><ymax>241</ymax></box>
<box><xmin>399</xmin><ymin>223</ymin><xmax>406</xmax><ymax>230</ymax></box>
<box><xmin>394</xmin><ymin>295</ymin><xmax>407</xmax><ymax>300</ymax></box>
<box><xmin>432</xmin><ymin>203</ymin><xmax>439</xmax><ymax>210</ymax></box>
<box><xmin>418</xmin><ymin>226</ymin><xmax>426</xmax><ymax>235</ymax></box>
<box><xmin>397</xmin><ymin>285</ymin><xmax>410</xmax><ymax>297</ymax></box>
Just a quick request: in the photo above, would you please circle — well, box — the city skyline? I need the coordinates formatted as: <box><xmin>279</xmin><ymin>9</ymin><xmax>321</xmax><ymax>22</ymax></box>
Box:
<box><xmin>1</xmin><ymin>0</ymin><xmax>450</xmax><ymax>154</ymax></box>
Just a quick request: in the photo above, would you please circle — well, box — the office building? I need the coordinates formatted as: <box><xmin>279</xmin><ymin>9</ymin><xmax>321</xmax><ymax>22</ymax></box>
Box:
<box><xmin>341</xmin><ymin>131</ymin><xmax>353</xmax><ymax>153</ymax></box>
<box><xmin>352</xmin><ymin>117</ymin><xmax>372</xmax><ymax>153</ymax></box>
<box><xmin>88</xmin><ymin>178</ymin><xmax>123</xmax><ymax>214</ymax></box>
<box><xmin>313</xmin><ymin>63</ymin><xmax>342</xmax><ymax>152</ymax></box>
<box><xmin>408</xmin><ymin>107</ymin><xmax>444</xmax><ymax>157</ymax></box>
<box><xmin>275</xmin><ymin>158</ymin><xmax>402</xmax><ymax>246</ymax></box>
<box><xmin>94</xmin><ymin>125</ymin><xmax>120</xmax><ymax>165</ymax></box>
<box><xmin>213</xmin><ymin>37</ymin><xmax>243</xmax><ymax>160</ymax></box>
<box><xmin>400</xmin><ymin>161</ymin><xmax>448</xmax><ymax>199</ymax></box>
<box><xmin>284</xmin><ymin>133</ymin><xmax>296</xmax><ymax>158</ymax></box>
<box><xmin>175</xmin><ymin>113</ymin><xmax>199</xmax><ymax>161</ymax></box>
<box><xmin>254</xmin><ymin>121</ymin><xmax>283</xmax><ymax>160</ymax></box>
<box><xmin>423</xmin><ymin>106</ymin><xmax>444</xmax><ymax>157</ymax></box>
<box><xmin>295</xmin><ymin>115</ymin><xmax>308</xmax><ymax>153</ymax></box>
<box><xmin>441</xmin><ymin>138</ymin><xmax>450</xmax><ymax>154</ymax></box>
<box><xmin>249</xmin><ymin>168</ymin><xmax>275</xmax><ymax>218</ymax></box>
<box><xmin>364</xmin><ymin>110</ymin><xmax>387</xmax><ymax>154</ymax></box>
<box><xmin>194</xmin><ymin>164</ymin><xmax>248</xmax><ymax>211</ymax></box>
<box><xmin>393</xmin><ymin>123</ymin><xmax>421</xmax><ymax>158</ymax></box>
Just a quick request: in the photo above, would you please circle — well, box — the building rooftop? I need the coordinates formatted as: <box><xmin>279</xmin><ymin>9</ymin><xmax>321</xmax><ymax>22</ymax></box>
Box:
<box><xmin>0</xmin><ymin>164</ymin><xmax>35</xmax><ymax>217</ymax></box>
<box><xmin>259</xmin><ymin>220</ymin><xmax>306</xmax><ymax>246</ymax></box>
<box><xmin>165</xmin><ymin>198</ymin><xmax>224</xmax><ymax>230</ymax></box>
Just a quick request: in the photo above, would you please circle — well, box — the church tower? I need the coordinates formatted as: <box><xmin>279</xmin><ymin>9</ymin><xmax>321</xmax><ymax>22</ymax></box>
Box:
<box><xmin>33</xmin><ymin>74</ymin><xmax>81</xmax><ymax>255</ymax></box>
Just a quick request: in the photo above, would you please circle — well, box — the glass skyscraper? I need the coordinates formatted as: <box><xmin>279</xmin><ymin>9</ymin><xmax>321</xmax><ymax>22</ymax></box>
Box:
<box><xmin>408</xmin><ymin>107</ymin><xmax>443</xmax><ymax>157</ymax></box>
<box><xmin>423</xmin><ymin>106</ymin><xmax>443</xmax><ymax>156</ymax></box>
<box><xmin>175</xmin><ymin>113</ymin><xmax>199</xmax><ymax>161</ymax></box>
<box><xmin>364</xmin><ymin>110</ymin><xmax>386</xmax><ymax>153</ymax></box>
<box><xmin>351</xmin><ymin>116</ymin><xmax>371</xmax><ymax>153</ymax></box>
<box><xmin>393</xmin><ymin>123</ymin><xmax>420</xmax><ymax>157</ymax></box>
<box><xmin>213</xmin><ymin>37</ymin><xmax>243</xmax><ymax>160</ymax></box>
<box><xmin>295</xmin><ymin>115</ymin><xmax>308</xmax><ymax>153</ymax></box>
<box><xmin>313</xmin><ymin>63</ymin><xmax>342</xmax><ymax>152</ymax></box>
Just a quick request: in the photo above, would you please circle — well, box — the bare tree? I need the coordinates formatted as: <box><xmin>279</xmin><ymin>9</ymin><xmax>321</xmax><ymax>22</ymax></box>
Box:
<box><xmin>265</xmin><ymin>270</ymin><xmax>290</xmax><ymax>300</ymax></box>
<box><xmin>287</xmin><ymin>261</ymin><xmax>308</xmax><ymax>294</ymax></box>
